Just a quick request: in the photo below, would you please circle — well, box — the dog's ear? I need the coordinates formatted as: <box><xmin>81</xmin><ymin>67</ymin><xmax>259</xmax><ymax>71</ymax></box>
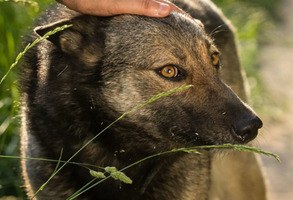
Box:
<box><xmin>34</xmin><ymin>18</ymin><xmax>104</xmax><ymax>67</ymax></box>
<box><xmin>34</xmin><ymin>19</ymin><xmax>75</xmax><ymax>51</ymax></box>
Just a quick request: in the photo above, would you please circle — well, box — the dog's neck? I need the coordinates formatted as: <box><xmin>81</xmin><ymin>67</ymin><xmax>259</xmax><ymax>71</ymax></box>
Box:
<box><xmin>134</xmin><ymin>152</ymin><xmax>211</xmax><ymax>199</ymax></box>
<box><xmin>88</xmin><ymin>144</ymin><xmax>211</xmax><ymax>199</ymax></box>
<box><xmin>73</xmin><ymin>119</ymin><xmax>211</xmax><ymax>199</ymax></box>
<box><xmin>138</xmin><ymin>161</ymin><xmax>165</xmax><ymax>195</ymax></box>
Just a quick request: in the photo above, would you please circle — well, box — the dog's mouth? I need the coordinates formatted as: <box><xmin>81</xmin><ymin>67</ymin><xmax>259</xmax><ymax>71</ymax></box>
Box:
<box><xmin>231</xmin><ymin>126</ymin><xmax>258</xmax><ymax>144</ymax></box>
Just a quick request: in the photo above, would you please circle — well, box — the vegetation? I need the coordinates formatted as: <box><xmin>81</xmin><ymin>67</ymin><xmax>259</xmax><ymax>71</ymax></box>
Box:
<box><xmin>0</xmin><ymin>0</ymin><xmax>280</xmax><ymax>198</ymax></box>
<box><xmin>214</xmin><ymin>0</ymin><xmax>279</xmax><ymax>111</ymax></box>
<box><xmin>0</xmin><ymin>1</ymin><xmax>52</xmax><ymax>198</ymax></box>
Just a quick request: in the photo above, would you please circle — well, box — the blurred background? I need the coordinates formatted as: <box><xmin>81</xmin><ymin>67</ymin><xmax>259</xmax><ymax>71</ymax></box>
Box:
<box><xmin>0</xmin><ymin>0</ymin><xmax>292</xmax><ymax>199</ymax></box>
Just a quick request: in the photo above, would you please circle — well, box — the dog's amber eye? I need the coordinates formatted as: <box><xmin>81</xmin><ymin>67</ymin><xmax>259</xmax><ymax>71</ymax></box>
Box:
<box><xmin>160</xmin><ymin>65</ymin><xmax>179</xmax><ymax>78</ymax></box>
<box><xmin>211</xmin><ymin>52</ymin><xmax>220</xmax><ymax>69</ymax></box>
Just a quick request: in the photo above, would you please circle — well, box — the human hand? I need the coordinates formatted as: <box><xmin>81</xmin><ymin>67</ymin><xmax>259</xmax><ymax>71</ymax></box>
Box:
<box><xmin>57</xmin><ymin>0</ymin><xmax>185</xmax><ymax>17</ymax></box>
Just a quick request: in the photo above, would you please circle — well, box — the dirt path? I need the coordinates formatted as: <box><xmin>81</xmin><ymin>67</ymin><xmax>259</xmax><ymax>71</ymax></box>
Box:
<box><xmin>258</xmin><ymin>0</ymin><xmax>293</xmax><ymax>199</ymax></box>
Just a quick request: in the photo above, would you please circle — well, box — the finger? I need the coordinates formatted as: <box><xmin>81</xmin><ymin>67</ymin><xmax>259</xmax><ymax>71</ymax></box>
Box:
<box><xmin>158</xmin><ymin>0</ymin><xmax>203</xmax><ymax>27</ymax></box>
<box><xmin>57</xmin><ymin>0</ymin><xmax>171</xmax><ymax>17</ymax></box>
<box><xmin>109</xmin><ymin>0</ymin><xmax>193</xmax><ymax>18</ymax></box>
<box><xmin>98</xmin><ymin>0</ymin><xmax>173</xmax><ymax>17</ymax></box>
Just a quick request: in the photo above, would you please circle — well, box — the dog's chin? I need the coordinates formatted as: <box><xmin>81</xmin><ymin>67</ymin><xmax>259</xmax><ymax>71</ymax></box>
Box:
<box><xmin>180</xmin><ymin>130</ymin><xmax>258</xmax><ymax>148</ymax></box>
<box><xmin>204</xmin><ymin>135</ymin><xmax>257</xmax><ymax>146</ymax></box>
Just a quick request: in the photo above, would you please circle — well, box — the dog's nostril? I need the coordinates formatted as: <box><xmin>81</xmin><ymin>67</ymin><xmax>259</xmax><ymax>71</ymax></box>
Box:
<box><xmin>234</xmin><ymin>116</ymin><xmax>263</xmax><ymax>142</ymax></box>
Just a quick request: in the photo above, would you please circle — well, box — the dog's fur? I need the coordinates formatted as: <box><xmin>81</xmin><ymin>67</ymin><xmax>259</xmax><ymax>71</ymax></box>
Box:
<box><xmin>20</xmin><ymin>0</ymin><xmax>266</xmax><ymax>199</ymax></box>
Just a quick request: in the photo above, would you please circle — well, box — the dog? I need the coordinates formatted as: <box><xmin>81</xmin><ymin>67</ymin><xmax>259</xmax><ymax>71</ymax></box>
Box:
<box><xmin>20</xmin><ymin>0</ymin><xmax>266</xmax><ymax>199</ymax></box>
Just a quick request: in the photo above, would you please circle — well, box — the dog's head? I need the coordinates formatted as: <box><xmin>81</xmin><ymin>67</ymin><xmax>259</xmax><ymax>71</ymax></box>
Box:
<box><xmin>35</xmin><ymin>6</ymin><xmax>262</xmax><ymax>153</ymax></box>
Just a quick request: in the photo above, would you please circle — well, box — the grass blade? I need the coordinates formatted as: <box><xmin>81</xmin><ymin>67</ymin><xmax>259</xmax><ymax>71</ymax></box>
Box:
<box><xmin>0</xmin><ymin>24</ymin><xmax>72</xmax><ymax>85</ymax></box>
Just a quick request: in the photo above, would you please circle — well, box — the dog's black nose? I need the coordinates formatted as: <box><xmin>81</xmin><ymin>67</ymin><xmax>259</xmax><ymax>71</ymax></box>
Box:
<box><xmin>233</xmin><ymin>116</ymin><xmax>263</xmax><ymax>143</ymax></box>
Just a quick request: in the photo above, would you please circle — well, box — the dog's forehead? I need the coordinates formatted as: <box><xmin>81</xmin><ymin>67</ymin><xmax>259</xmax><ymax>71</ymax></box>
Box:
<box><xmin>106</xmin><ymin>13</ymin><xmax>212</xmax><ymax>56</ymax></box>
<box><xmin>114</xmin><ymin>13</ymin><xmax>208</xmax><ymax>42</ymax></box>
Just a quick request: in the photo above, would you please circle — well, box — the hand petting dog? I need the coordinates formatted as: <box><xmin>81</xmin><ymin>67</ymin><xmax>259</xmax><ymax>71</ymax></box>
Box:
<box><xmin>57</xmin><ymin>0</ymin><xmax>185</xmax><ymax>17</ymax></box>
<box><xmin>57</xmin><ymin>0</ymin><xmax>203</xmax><ymax>28</ymax></box>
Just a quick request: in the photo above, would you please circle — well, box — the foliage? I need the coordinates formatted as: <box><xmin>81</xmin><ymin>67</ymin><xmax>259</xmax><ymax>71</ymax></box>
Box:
<box><xmin>0</xmin><ymin>0</ymin><xmax>52</xmax><ymax>198</ymax></box>
<box><xmin>213</xmin><ymin>0</ymin><xmax>279</xmax><ymax>111</ymax></box>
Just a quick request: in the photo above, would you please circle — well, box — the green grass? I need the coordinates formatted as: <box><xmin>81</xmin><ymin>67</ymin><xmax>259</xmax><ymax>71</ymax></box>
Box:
<box><xmin>214</xmin><ymin>0</ymin><xmax>279</xmax><ymax>111</ymax></box>
<box><xmin>0</xmin><ymin>1</ymin><xmax>52</xmax><ymax>198</ymax></box>
<box><xmin>0</xmin><ymin>0</ymin><xmax>280</xmax><ymax>198</ymax></box>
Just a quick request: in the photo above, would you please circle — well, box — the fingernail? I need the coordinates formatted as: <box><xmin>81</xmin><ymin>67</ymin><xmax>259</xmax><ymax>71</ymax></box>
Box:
<box><xmin>157</xmin><ymin>3</ymin><xmax>171</xmax><ymax>17</ymax></box>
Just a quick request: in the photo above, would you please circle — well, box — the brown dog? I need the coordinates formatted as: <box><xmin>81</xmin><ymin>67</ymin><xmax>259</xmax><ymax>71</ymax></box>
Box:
<box><xmin>20</xmin><ymin>0</ymin><xmax>266</xmax><ymax>199</ymax></box>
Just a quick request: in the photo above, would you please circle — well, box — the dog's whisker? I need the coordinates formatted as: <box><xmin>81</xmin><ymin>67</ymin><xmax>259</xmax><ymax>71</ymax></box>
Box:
<box><xmin>210</xmin><ymin>24</ymin><xmax>229</xmax><ymax>38</ymax></box>
<box><xmin>57</xmin><ymin>65</ymin><xmax>69</xmax><ymax>77</ymax></box>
